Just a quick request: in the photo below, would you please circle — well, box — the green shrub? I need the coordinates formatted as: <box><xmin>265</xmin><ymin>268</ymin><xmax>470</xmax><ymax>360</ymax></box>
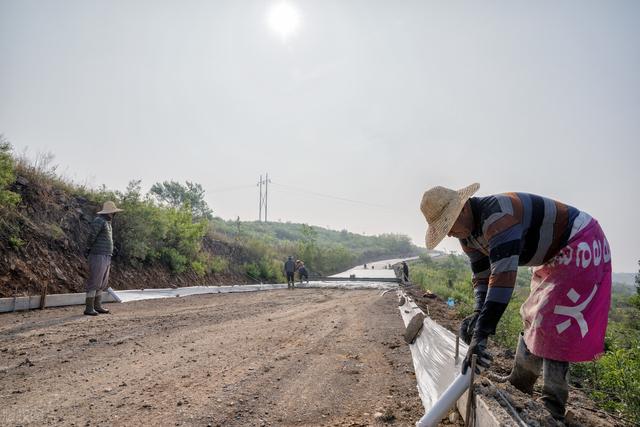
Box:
<box><xmin>191</xmin><ymin>260</ymin><xmax>207</xmax><ymax>277</ymax></box>
<box><xmin>0</xmin><ymin>137</ymin><xmax>20</xmax><ymax>209</ymax></box>
<box><xmin>244</xmin><ymin>262</ymin><xmax>261</xmax><ymax>280</ymax></box>
<box><xmin>44</xmin><ymin>223</ymin><xmax>65</xmax><ymax>241</ymax></box>
<box><xmin>208</xmin><ymin>256</ymin><xmax>228</xmax><ymax>274</ymax></box>
<box><xmin>243</xmin><ymin>259</ymin><xmax>285</xmax><ymax>282</ymax></box>
<box><xmin>159</xmin><ymin>247</ymin><xmax>188</xmax><ymax>274</ymax></box>
<box><xmin>8</xmin><ymin>235</ymin><xmax>24</xmax><ymax>249</ymax></box>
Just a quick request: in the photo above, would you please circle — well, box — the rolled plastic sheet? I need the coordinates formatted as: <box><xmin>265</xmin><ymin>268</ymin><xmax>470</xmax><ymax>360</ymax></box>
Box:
<box><xmin>330</xmin><ymin>256</ymin><xmax>419</xmax><ymax>279</ymax></box>
<box><xmin>398</xmin><ymin>294</ymin><xmax>469</xmax><ymax>427</ymax></box>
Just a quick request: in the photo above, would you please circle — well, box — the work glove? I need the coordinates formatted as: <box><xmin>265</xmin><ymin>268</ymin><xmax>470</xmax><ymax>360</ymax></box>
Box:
<box><xmin>461</xmin><ymin>334</ymin><xmax>493</xmax><ymax>375</ymax></box>
<box><xmin>459</xmin><ymin>312</ymin><xmax>479</xmax><ymax>345</ymax></box>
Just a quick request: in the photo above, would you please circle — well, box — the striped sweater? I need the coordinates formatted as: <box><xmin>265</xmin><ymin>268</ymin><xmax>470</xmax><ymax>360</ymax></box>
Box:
<box><xmin>87</xmin><ymin>216</ymin><xmax>114</xmax><ymax>256</ymax></box>
<box><xmin>460</xmin><ymin>193</ymin><xmax>580</xmax><ymax>332</ymax></box>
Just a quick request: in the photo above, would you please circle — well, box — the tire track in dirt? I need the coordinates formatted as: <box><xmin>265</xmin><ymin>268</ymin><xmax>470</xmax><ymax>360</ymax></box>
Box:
<box><xmin>1</xmin><ymin>289</ymin><xmax>423</xmax><ymax>426</ymax></box>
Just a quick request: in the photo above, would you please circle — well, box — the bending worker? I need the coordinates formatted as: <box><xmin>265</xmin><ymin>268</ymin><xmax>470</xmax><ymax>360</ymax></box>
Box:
<box><xmin>84</xmin><ymin>201</ymin><xmax>123</xmax><ymax>316</ymax></box>
<box><xmin>420</xmin><ymin>183</ymin><xmax>612</xmax><ymax>422</ymax></box>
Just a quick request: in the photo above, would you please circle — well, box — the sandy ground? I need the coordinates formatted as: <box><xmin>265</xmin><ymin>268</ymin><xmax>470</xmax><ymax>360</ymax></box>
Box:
<box><xmin>0</xmin><ymin>289</ymin><xmax>426</xmax><ymax>427</ymax></box>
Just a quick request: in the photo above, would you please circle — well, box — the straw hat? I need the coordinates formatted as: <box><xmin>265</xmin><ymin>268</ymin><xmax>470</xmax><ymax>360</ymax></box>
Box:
<box><xmin>97</xmin><ymin>201</ymin><xmax>124</xmax><ymax>214</ymax></box>
<box><xmin>420</xmin><ymin>183</ymin><xmax>480</xmax><ymax>250</ymax></box>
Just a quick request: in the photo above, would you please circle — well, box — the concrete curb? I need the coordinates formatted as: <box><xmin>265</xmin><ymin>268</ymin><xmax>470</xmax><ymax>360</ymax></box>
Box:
<box><xmin>0</xmin><ymin>291</ymin><xmax>118</xmax><ymax>312</ymax></box>
<box><xmin>398</xmin><ymin>291</ymin><xmax>515</xmax><ymax>427</ymax></box>
<box><xmin>0</xmin><ymin>281</ymin><xmax>398</xmax><ymax>313</ymax></box>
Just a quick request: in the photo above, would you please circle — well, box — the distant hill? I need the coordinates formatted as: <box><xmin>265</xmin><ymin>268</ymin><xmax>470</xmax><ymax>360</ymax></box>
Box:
<box><xmin>613</xmin><ymin>272</ymin><xmax>637</xmax><ymax>287</ymax></box>
<box><xmin>209</xmin><ymin>218</ymin><xmax>422</xmax><ymax>263</ymax></box>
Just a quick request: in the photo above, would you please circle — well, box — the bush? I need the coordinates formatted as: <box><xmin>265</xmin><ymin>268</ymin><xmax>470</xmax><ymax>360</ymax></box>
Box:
<box><xmin>243</xmin><ymin>258</ymin><xmax>286</xmax><ymax>282</ymax></box>
<box><xmin>208</xmin><ymin>256</ymin><xmax>228</xmax><ymax>274</ymax></box>
<box><xmin>191</xmin><ymin>260</ymin><xmax>207</xmax><ymax>277</ymax></box>
<box><xmin>0</xmin><ymin>137</ymin><xmax>20</xmax><ymax>209</ymax></box>
<box><xmin>8</xmin><ymin>235</ymin><xmax>24</xmax><ymax>249</ymax></box>
<box><xmin>159</xmin><ymin>247</ymin><xmax>188</xmax><ymax>274</ymax></box>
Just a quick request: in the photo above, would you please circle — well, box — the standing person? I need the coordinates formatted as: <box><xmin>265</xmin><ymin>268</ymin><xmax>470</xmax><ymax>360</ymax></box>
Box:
<box><xmin>284</xmin><ymin>256</ymin><xmax>296</xmax><ymax>289</ymax></box>
<box><xmin>297</xmin><ymin>261</ymin><xmax>309</xmax><ymax>284</ymax></box>
<box><xmin>401</xmin><ymin>261</ymin><xmax>409</xmax><ymax>283</ymax></box>
<box><xmin>420</xmin><ymin>184</ymin><xmax>612</xmax><ymax>422</ymax></box>
<box><xmin>84</xmin><ymin>201</ymin><xmax>123</xmax><ymax>316</ymax></box>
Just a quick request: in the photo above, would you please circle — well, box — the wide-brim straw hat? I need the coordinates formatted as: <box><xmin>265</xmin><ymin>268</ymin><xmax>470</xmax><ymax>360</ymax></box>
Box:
<box><xmin>420</xmin><ymin>183</ymin><xmax>480</xmax><ymax>250</ymax></box>
<box><xmin>97</xmin><ymin>201</ymin><xmax>124</xmax><ymax>215</ymax></box>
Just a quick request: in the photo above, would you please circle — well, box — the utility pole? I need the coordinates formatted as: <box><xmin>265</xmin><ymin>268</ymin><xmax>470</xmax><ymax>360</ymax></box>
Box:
<box><xmin>258</xmin><ymin>174</ymin><xmax>263</xmax><ymax>222</ymax></box>
<box><xmin>265</xmin><ymin>173</ymin><xmax>270</xmax><ymax>222</ymax></box>
<box><xmin>257</xmin><ymin>174</ymin><xmax>271</xmax><ymax>222</ymax></box>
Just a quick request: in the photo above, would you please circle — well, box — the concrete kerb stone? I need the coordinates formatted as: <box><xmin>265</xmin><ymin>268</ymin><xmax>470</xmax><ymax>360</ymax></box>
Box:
<box><xmin>397</xmin><ymin>291</ymin><xmax>513</xmax><ymax>427</ymax></box>
<box><xmin>0</xmin><ymin>281</ymin><xmax>398</xmax><ymax>313</ymax></box>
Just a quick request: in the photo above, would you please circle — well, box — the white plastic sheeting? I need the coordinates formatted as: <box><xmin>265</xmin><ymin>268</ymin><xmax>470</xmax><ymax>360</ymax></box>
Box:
<box><xmin>114</xmin><ymin>281</ymin><xmax>397</xmax><ymax>303</ymax></box>
<box><xmin>114</xmin><ymin>284</ymin><xmax>288</xmax><ymax>302</ymax></box>
<box><xmin>297</xmin><ymin>280</ymin><xmax>397</xmax><ymax>291</ymax></box>
<box><xmin>330</xmin><ymin>256</ymin><xmax>418</xmax><ymax>279</ymax></box>
<box><xmin>398</xmin><ymin>293</ymin><xmax>470</xmax><ymax>426</ymax></box>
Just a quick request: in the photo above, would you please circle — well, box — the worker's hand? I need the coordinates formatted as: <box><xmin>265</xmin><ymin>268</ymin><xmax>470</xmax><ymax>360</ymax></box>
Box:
<box><xmin>461</xmin><ymin>335</ymin><xmax>493</xmax><ymax>375</ymax></box>
<box><xmin>459</xmin><ymin>312</ymin><xmax>479</xmax><ymax>345</ymax></box>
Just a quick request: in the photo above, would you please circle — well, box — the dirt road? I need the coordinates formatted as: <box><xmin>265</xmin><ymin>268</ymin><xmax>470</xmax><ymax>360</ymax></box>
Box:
<box><xmin>0</xmin><ymin>289</ymin><xmax>425</xmax><ymax>426</ymax></box>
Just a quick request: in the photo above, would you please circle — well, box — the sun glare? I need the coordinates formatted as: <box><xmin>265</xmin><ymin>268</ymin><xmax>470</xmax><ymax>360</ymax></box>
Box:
<box><xmin>267</xmin><ymin>2</ymin><xmax>301</xmax><ymax>41</ymax></box>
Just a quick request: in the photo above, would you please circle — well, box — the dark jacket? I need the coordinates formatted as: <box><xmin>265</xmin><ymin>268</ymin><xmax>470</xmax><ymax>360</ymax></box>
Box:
<box><xmin>284</xmin><ymin>259</ymin><xmax>296</xmax><ymax>273</ymax></box>
<box><xmin>87</xmin><ymin>216</ymin><xmax>113</xmax><ymax>256</ymax></box>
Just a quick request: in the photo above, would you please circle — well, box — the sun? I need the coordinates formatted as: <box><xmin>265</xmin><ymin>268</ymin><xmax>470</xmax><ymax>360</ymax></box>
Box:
<box><xmin>267</xmin><ymin>1</ymin><xmax>301</xmax><ymax>41</ymax></box>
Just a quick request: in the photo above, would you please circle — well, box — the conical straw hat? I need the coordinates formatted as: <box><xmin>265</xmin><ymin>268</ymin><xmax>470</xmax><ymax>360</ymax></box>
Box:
<box><xmin>420</xmin><ymin>183</ymin><xmax>480</xmax><ymax>250</ymax></box>
<box><xmin>97</xmin><ymin>201</ymin><xmax>124</xmax><ymax>214</ymax></box>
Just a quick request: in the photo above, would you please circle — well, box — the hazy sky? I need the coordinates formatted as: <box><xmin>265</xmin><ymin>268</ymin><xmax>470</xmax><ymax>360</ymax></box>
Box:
<box><xmin>1</xmin><ymin>1</ymin><xmax>639</xmax><ymax>272</ymax></box>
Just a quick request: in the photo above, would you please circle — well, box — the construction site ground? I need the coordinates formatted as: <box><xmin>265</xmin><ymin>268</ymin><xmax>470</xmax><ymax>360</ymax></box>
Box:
<box><xmin>1</xmin><ymin>288</ymin><xmax>433</xmax><ymax>427</ymax></box>
<box><xmin>404</xmin><ymin>285</ymin><xmax>626</xmax><ymax>427</ymax></box>
<box><xmin>1</xmin><ymin>285</ymin><xmax>626</xmax><ymax>427</ymax></box>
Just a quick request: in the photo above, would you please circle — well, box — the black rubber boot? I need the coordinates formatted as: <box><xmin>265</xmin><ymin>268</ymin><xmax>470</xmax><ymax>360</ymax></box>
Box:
<box><xmin>94</xmin><ymin>292</ymin><xmax>110</xmax><ymax>314</ymax></box>
<box><xmin>84</xmin><ymin>297</ymin><xmax>98</xmax><ymax>316</ymax></box>
<box><xmin>506</xmin><ymin>333</ymin><xmax>542</xmax><ymax>394</ymax></box>
<box><xmin>541</xmin><ymin>359</ymin><xmax>569</xmax><ymax>422</ymax></box>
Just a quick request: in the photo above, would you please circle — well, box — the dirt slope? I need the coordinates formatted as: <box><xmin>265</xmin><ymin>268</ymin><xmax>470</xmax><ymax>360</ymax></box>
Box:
<box><xmin>0</xmin><ymin>289</ymin><xmax>425</xmax><ymax>426</ymax></box>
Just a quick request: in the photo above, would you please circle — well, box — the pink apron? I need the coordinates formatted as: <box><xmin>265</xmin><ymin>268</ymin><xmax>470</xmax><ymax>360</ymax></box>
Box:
<box><xmin>521</xmin><ymin>220</ymin><xmax>612</xmax><ymax>362</ymax></box>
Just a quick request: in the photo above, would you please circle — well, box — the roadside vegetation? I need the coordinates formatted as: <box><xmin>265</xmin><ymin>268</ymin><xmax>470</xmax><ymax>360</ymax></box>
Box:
<box><xmin>0</xmin><ymin>138</ymin><xmax>420</xmax><ymax>285</ymax></box>
<box><xmin>409</xmin><ymin>255</ymin><xmax>640</xmax><ymax>423</ymax></box>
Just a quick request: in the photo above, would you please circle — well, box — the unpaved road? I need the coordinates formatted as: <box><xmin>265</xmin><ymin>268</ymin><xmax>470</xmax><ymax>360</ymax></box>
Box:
<box><xmin>0</xmin><ymin>289</ymin><xmax>425</xmax><ymax>426</ymax></box>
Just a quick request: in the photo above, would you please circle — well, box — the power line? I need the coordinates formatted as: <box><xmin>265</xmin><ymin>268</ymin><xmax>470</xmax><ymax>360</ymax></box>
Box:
<box><xmin>270</xmin><ymin>181</ymin><xmax>392</xmax><ymax>210</ymax></box>
<box><xmin>208</xmin><ymin>184</ymin><xmax>256</xmax><ymax>194</ymax></box>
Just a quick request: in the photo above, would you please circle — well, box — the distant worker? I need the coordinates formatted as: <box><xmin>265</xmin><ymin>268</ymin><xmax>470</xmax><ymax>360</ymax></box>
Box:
<box><xmin>284</xmin><ymin>256</ymin><xmax>296</xmax><ymax>289</ymax></box>
<box><xmin>401</xmin><ymin>261</ymin><xmax>409</xmax><ymax>283</ymax></box>
<box><xmin>297</xmin><ymin>261</ymin><xmax>309</xmax><ymax>284</ymax></box>
<box><xmin>420</xmin><ymin>184</ymin><xmax>611</xmax><ymax>422</ymax></box>
<box><xmin>363</xmin><ymin>263</ymin><xmax>367</xmax><ymax>269</ymax></box>
<box><xmin>84</xmin><ymin>201</ymin><xmax>123</xmax><ymax>316</ymax></box>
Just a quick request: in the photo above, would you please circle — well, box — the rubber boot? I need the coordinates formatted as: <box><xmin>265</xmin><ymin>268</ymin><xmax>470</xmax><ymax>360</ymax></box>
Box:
<box><xmin>94</xmin><ymin>291</ymin><xmax>110</xmax><ymax>314</ymax></box>
<box><xmin>541</xmin><ymin>359</ymin><xmax>569</xmax><ymax>422</ymax></box>
<box><xmin>84</xmin><ymin>297</ymin><xmax>98</xmax><ymax>316</ymax></box>
<box><xmin>506</xmin><ymin>333</ymin><xmax>542</xmax><ymax>394</ymax></box>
